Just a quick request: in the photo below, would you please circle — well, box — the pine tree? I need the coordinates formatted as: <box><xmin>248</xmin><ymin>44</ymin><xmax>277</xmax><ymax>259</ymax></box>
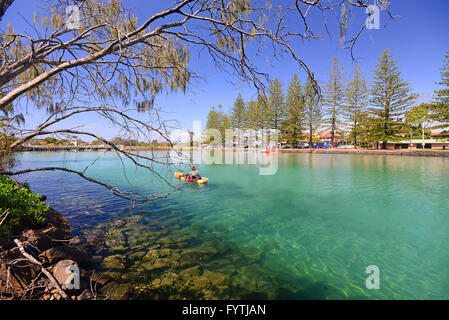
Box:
<box><xmin>430</xmin><ymin>52</ymin><xmax>449</xmax><ymax>128</ymax></box>
<box><xmin>343</xmin><ymin>63</ymin><xmax>369</xmax><ymax>147</ymax></box>
<box><xmin>322</xmin><ymin>57</ymin><xmax>345</xmax><ymax>148</ymax></box>
<box><xmin>282</xmin><ymin>73</ymin><xmax>305</xmax><ymax>146</ymax></box>
<box><xmin>230</xmin><ymin>93</ymin><xmax>247</xmax><ymax>129</ymax></box>
<box><xmin>247</xmin><ymin>94</ymin><xmax>269</xmax><ymax>131</ymax></box>
<box><xmin>206</xmin><ymin>106</ymin><xmax>221</xmax><ymax>130</ymax></box>
<box><xmin>304</xmin><ymin>77</ymin><xmax>322</xmax><ymax>148</ymax></box>
<box><xmin>266</xmin><ymin>78</ymin><xmax>285</xmax><ymax>131</ymax></box>
<box><xmin>205</xmin><ymin>105</ymin><xmax>230</xmax><ymax>145</ymax></box>
<box><xmin>369</xmin><ymin>50</ymin><xmax>416</xmax><ymax>149</ymax></box>
<box><xmin>216</xmin><ymin>105</ymin><xmax>231</xmax><ymax>144</ymax></box>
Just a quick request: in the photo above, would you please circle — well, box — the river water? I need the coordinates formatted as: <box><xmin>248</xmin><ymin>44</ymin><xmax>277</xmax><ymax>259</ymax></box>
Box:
<box><xmin>14</xmin><ymin>151</ymin><xmax>449</xmax><ymax>299</ymax></box>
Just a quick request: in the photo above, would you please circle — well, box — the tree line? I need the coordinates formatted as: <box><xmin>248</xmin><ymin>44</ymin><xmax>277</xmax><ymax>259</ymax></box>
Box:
<box><xmin>206</xmin><ymin>49</ymin><xmax>449</xmax><ymax>149</ymax></box>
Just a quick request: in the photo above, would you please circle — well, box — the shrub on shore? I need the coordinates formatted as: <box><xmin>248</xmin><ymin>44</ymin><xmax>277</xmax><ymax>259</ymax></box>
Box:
<box><xmin>0</xmin><ymin>175</ymin><xmax>48</xmax><ymax>239</ymax></box>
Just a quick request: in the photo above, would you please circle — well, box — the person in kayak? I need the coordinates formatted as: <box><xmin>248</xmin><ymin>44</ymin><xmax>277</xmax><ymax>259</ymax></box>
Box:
<box><xmin>187</xmin><ymin>166</ymin><xmax>201</xmax><ymax>179</ymax></box>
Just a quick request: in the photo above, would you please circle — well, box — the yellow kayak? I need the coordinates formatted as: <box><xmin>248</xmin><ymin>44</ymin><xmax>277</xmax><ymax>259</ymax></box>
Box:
<box><xmin>175</xmin><ymin>171</ymin><xmax>208</xmax><ymax>184</ymax></box>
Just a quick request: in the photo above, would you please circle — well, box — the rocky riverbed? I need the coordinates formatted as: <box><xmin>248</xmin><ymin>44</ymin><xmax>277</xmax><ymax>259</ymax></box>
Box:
<box><xmin>85</xmin><ymin>214</ymin><xmax>286</xmax><ymax>300</ymax></box>
<box><xmin>1</xmin><ymin>206</ymin><xmax>307</xmax><ymax>300</ymax></box>
<box><xmin>0</xmin><ymin>208</ymin><xmax>107</xmax><ymax>300</ymax></box>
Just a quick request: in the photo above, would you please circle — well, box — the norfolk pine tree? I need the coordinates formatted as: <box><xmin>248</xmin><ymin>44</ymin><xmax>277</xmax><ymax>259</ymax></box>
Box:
<box><xmin>231</xmin><ymin>93</ymin><xmax>247</xmax><ymax>130</ymax></box>
<box><xmin>304</xmin><ymin>77</ymin><xmax>322</xmax><ymax>148</ymax></box>
<box><xmin>343</xmin><ymin>63</ymin><xmax>369</xmax><ymax>148</ymax></box>
<box><xmin>282</xmin><ymin>73</ymin><xmax>305</xmax><ymax>146</ymax></box>
<box><xmin>369</xmin><ymin>50</ymin><xmax>416</xmax><ymax>149</ymax></box>
<box><xmin>267</xmin><ymin>78</ymin><xmax>285</xmax><ymax>132</ymax></box>
<box><xmin>430</xmin><ymin>52</ymin><xmax>449</xmax><ymax>129</ymax></box>
<box><xmin>322</xmin><ymin>57</ymin><xmax>345</xmax><ymax>148</ymax></box>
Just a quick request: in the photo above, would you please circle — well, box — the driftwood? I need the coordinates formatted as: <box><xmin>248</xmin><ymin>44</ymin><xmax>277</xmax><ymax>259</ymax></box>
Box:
<box><xmin>13</xmin><ymin>239</ymin><xmax>68</xmax><ymax>300</ymax></box>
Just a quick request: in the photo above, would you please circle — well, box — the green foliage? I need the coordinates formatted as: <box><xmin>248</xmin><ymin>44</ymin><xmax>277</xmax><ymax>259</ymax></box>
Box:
<box><xmin>41</xmin><ymin>137</ymin><xmax>59</xmax><ymax>145</ymax></box>
<box><xmin>369</xmin><ymin>50</ymin><xmax>416</xmax><ymax>148</ymax></box>
<box><xmin>246</xmin><ymin>94</ymin><xmax>270</xmax><ymax>131</ymax></box>
<box><xmin>430</xmin><ymin>52</ymin><xmax>449</xmax><ymax>127</ymax></box>
<box><xmin>109</xmin><ymin>137</ymin><xmax>143</xmax><ymax>146</ymax></box>
<box><xmin>406</xmin><ymin>103</ymin><xmax>431</xmax><ymax>127</ymax></box>
<box><xmin>322</xmin><ymin>57</ymin><xmax>345</xmax><ymax>146</ymax></box>
<box><xmin>89</xmin><ymin>139</ymin><xmax>104</xmax><ymax>146</ymax></box>
<box><xmin>205</xmin><ymin>105</ymin><xmax>231</xmax><ymax>144</ymax></box>
<box><xmin>0</xmin><ymin>175</ymin><xmax>48</xmax><ymax>238</ymax></box>
<box><xmin>266</xmin><ymin>78</ymin><xmax>285</xmax><ymax>131</ymax></box>
<box><xmin>343</xmin><ymin>63</ymin><xmax>369</xmax><ymax>146</ymax></box>
<box><xmin>0</xmin><ymin>126</ymin><xmax>16</xmax><ymax>171</ymax></box>
<box><xmin>231</xmin><ymin>93</ymin><xmax>247</xmax><ymax>129</ymax></box>
<box><xmin>282</xmin><ymin>73</ymin><xmax>305</xmax><ymax>145</ymax></box>
<box><xmin>2</xmin><ymin>0</ymin><xmax>190</xmax><ymax>113</ymax></box>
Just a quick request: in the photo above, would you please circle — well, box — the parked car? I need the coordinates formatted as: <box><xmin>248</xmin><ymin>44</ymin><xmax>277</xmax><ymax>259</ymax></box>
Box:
<box><xmin>296</xmin><ymin>143</ymin><xmax>310</xmax><ymax>149</ymax></box>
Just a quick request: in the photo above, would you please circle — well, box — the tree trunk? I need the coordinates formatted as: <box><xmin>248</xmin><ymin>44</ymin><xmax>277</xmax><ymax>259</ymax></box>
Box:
<box><xmin>309</xmin><ymin>127</ymin><xmax>313</xmax><ymax>148</ymax></box>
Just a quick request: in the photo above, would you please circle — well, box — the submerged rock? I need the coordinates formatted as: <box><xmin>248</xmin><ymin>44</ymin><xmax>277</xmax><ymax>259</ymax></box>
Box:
<box><xmin>150</xmin><ymin>278</ymin><xmax>161</xmax><ymax>288</ymax></box>
<box><xmin>178</xmin><ymin>265</ymin><xmax>201</xmax><ymax>278</ymax></box>
<box><xmin>101</xmin><ymin>281</ymin><xmax>131</xmax><ymax>300</ymax></box>
<box><xmin>240</xmin><ymin>246</ymin><xmax>264</xmax><ymax>264</ymax></box>
<box><xmin>180</xmin><ymin>246</ymin><xmax>219</xmax><ymax>266</ymax></box>
<box><xmin>204</xmin><ymin>259</ymin><xmax>236</xmax><ymax>275</ymax></box>
<box><xmin>139</xmin><ymin>258</ymin><xmax>172</xmax><ymax>272</ymax></box>
<box><xmin>102</xmin><ymin>271</ymin><xmax>123</xmax><ymax>281</ymax></box>
<box><xmin>142</xmin><ymin>249</ymin><xmax>160</xmax><ymax>261</ymax></box>
<box><xmin>158</xmin><ymin>234</ymin><xmax>192</xmax><ymax>247</ymax></box>
<box><xmin>202</xmin><ymin>270</ymin><xmax>230</xmax><ymax>287</ymax></box>
<box><xmin>127</xmin><ymin>250</ymin><xmax>146</xmax><ymax>262</ymax></box>
<box><xmin>230</xmin><ymin>264</ymin><xmax>278</xmax><ymax>299</ymax></box>
<box><xmin>100</xmin><ymin>254</ymin><xmax>126</xmax><ymax>270</ymax></box>
<box><xmin>39</xmin><ymin>246</ymin><xmax>93</xmax><ymax>267</ymax></box>
<box><xmin>159</xmin><ymin>272</ymin><xmax>179</xmax><ymax>287</ymax></box>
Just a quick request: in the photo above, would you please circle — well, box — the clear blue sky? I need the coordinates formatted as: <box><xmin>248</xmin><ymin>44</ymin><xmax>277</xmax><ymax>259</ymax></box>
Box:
<box><xmin>2</xmin><ymin>0</ymin><xmax>449</xmax><ymax>140</ymax></box>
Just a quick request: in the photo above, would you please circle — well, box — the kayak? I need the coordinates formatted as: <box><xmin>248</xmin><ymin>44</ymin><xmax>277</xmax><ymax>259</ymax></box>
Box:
<box><xmin>175</xmin><ymin>171</ymin><xmax>208</xmax><ymax>184</ymax></box>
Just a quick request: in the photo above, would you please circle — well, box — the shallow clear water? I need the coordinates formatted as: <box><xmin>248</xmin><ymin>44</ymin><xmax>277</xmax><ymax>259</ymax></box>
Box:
<box><xmin>15</xmin><ymin>151</ymin><xmax>449</xmax><ymax>299</ymax></box>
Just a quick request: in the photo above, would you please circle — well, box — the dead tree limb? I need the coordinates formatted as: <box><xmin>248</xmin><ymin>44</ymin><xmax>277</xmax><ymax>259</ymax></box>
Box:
<box><xmin>13</xmin><ymin>238</ymin><xmax>69</xmax><ymax>300</ymax></box>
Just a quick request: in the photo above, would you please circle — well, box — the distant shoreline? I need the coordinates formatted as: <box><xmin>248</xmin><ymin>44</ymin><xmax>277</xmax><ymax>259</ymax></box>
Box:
<box><xmin>18</xmin><ymin>145</ymin><xmax>449</xmax><ymax>157</ymax></box>
<box><xmin>276</xmin><ymin>148</ymin><xmax>449</xmax><ymax>157</ymax></box>
<box><xmin>126</xmin><ymin>146</ymin><xmax>449</xmax><ymax>157</ymax></box>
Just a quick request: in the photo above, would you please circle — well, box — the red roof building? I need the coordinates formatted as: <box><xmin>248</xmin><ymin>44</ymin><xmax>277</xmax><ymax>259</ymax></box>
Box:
<box><xmin>319</xmin><ymin>132</ymin><xmax>342</xmax><ymax>139</ymax></box>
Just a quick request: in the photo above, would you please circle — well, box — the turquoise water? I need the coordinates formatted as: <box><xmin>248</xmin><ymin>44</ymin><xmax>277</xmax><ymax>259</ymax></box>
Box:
<box><xmin>15</xmin><ymin>151</ymin><xmax>449</xmax><ymax>299</ymax></box>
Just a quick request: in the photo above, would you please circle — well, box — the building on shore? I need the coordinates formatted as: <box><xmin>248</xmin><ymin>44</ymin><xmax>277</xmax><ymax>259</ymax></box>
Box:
<box><xmin>381</xmin><ymin>132</ymin><xmax>449</xmax><ymax>150</ymax></box>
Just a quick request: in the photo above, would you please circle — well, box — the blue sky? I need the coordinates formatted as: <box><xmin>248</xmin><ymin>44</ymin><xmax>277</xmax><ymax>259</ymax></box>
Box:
<box><xmin>2</xmin><ymin>0</ymin><xmax>449</xmax><ymax>140</ymax></box>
